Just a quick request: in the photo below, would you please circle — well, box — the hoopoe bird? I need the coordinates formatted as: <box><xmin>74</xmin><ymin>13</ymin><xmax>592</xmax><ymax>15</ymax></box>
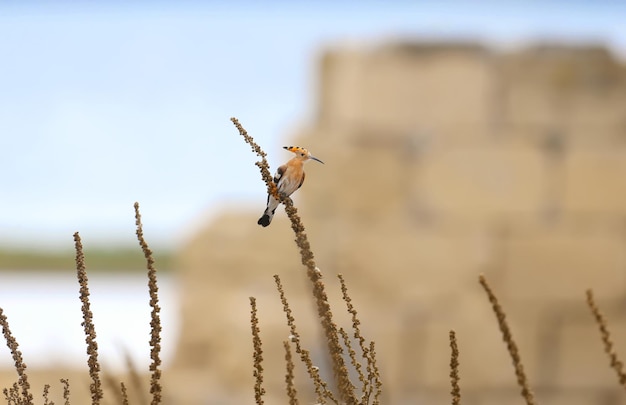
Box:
<box><xmin>258</xmin><ymin>146</ymin><xmax>324</xmax><ymax>227</ymax></box>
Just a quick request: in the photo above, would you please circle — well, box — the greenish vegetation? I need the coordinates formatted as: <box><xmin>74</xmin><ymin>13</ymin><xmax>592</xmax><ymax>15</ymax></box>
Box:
<box><xmin>0</xmin><ymin>247</ymin><xmax>173</xmax><ymax>272</ymax></box>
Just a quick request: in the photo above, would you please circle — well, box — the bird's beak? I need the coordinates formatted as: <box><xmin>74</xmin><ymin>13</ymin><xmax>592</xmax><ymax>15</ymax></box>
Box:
<box><xmin>310</xmin><ymin>155</ymin><xmax>324</xmax><ymax>164</ymax></box>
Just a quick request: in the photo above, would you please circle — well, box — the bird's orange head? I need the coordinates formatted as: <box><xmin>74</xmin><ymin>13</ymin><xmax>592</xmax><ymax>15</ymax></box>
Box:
<box><xmin>283</xmin><ymin>146</ymin><xmax>324</xmax><ymax>164</ymax></box>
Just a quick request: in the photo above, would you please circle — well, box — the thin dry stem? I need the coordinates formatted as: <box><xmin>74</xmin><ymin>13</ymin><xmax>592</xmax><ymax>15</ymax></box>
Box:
<box><xmin>230</xmin><ymin>117</ymin><xmax>278</xmax><ymax>201</ymax></box>
<box><xmin>250</xmin><ymin>297</ymin><xmax>266</xmax><ymax>405</ymax></box>
<box><xmin>120</xmin><ymin>382</ymin><xmax>129</xmax><ymax>405</ymax></box>
<box><xmin>4</xmin><ymin>383</ymin><xmax>19</xmax><ymax>405</ymax></box>
<box><xmin>338</xmin><ymin>274</ymin><xmax>371</xmax><ymax>399</ymax></box>
<box><xmin>134</xmin><ymin>202</ymin><xmax>163</xmax><ymax>405</ymax></box>
<box><xmin>339</xmin><ymin>328</ymin><xmax>364</xmax><ymax>388</ymax></box>
<box><xmin>274</xmin><ymin>275</ymin><xmax>335</xmax><ymax>404</ymax></box>
<box><xmin>234</xmin><ymin>117</ymin><xmax>354</xmax><ymax>403</ymax></box>
<box><xmin>0</xmin><ymin>307</ymin><xmax>32</xmax><ymax>405</ymax></box>
<box><xmin>42</xmin><ymin>384</ymin><xmax>52</xmax><ymax>405</ymax></box>
<box><xmin>586</xmin><ymin>289</ymin><xmax>626</xmax><ymax>389</ymax></box>
<box><xmin>369</xmin><ymin>341</ymin><xmax>382</xmax><ymax>405</ymax></box>
<box><xmin>283</xmin><ymin>196</ymin><xmax>355</xmax><ymax>404</ymax></box>
<box><xmin>74</xmin><ymin>232</ymin><xmax>103</xmax><ymax>405</ymax></box>
<box><xmin>60</xmin><ymin>379</ymin><xmax>70</xmax><ymax>405</ymax></box>
<box><xmin>479</xmin><ymin>274</ymin><xmax>535</xmax><ymax>405</ymax></box>
<box><xmin>283</xmin><ymin>341</ymin><xmax>299</xmax><ymax>405</ymax></box>
<box><xmin>449</xmin><ymin>330</ymin><xmax>461</xmax><ymax>405</ymax></box>
<box><xmin>338</xmin><ymin>274</ymin><xmax>384</xmax><ymax>403</ymax></box>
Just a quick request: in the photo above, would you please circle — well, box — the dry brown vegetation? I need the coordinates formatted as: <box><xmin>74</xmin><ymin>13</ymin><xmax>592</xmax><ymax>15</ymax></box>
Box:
<box><xmin>0</xmin><ymin>203</ymin><xmax>162</xmax><ymax>405</ymax></box>
<box><xmin>0</xmin><ymin>118</ymin><xmax>624</xmax><ymax>404</ymax></box>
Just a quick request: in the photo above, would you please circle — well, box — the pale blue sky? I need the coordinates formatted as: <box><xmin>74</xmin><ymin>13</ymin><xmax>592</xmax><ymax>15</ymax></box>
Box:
<box><xmin>1</xmin><ymin>1</ymin><xmax>625</xmax><ymax>249</ymax></box>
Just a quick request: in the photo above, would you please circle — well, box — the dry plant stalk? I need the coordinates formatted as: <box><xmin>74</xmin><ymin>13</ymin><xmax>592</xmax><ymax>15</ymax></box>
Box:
<box><xmin>283</xmin><ymin>341</ymin><xmax>299</xmax><ymax>405</ymax></box>
<box><xmin>274</xmin><ymin>275</ymin><xmax>335</xmax><ymax>404</ymax></box>
<box><xmin>368</xmin><ymin>342</ymin><xmax>382</xmax><ymax>405</ymax></box>
<box><xmin>586</xmin><ymin>289</ymin><xmax>626</xmax><ymax>389</ymax></box>
<box><xmin>134</xmin><ymin>202</ymin><xmax>163</xmax><ymax>405</ymax></box>
<box><xmin>233</xmin><ymin>117</ymin><xmax>356</xmax><ymax>404</ymax></box>
<box><xmin>250</xmin><ymin>297</ymin><xmax>266</xmax><ymax>404</ymax></box>
<box><xmin>3</xmin><ymin>383</ymin><xmax>20</xmax><ymax>405</ymax></box>
<box><xmin>60</xmin><ymin>379</ymin><xmax>70</xmax><ymax>405</ymax></box>
<box><xmin>74</xmin><ymin>232</ymin><xmax>103</xmax><ymax>405</ymax></box>
<box><xmin>0</xmin><ymin>306</ymin><xmax>33</xmax><ymax>405</ymax></box>
<box><xmin>230</xmin><ymin>117</ymin><xmax>277</xmax><ymax>200</ymax></box>
<box><xmin>449</xmin><ymin>330</ymin><xmax>461</xmax><ymax>405</ymax></box>
<box><xmin>42</xmin><ymin>384</ymin><xmax>51</xmax><ymax>405</ymax></box>
<box><xmin>339</xmin><ymin>328</ymin><xmax>364</xmax><ymax>387</ymax></box>
<box><xmin>120</xmin><ymin>382</ymin><xmax>129</xmax><ymax>405</ymax></box>
<box><xmin>2</xmin><ymin>387</ymin><xmax>10</xmax><ymax>405</ymax></box>
<box><xmin>338</xmin><ymin>275</ymin><xmax>367</xmax><ymax>356</ymax></box>
<box><xmin>338</xmin><ymin>274</ymin><xmax>382</xmax><ymax>402</ymax></box>
<box><xmin>479</xmin><ymin>274</ymin><xmax>536</xmax><ymax>405</ymax></box>
<box><xmin>283</xmin><ymin>200</ymin><xmax>356</xmax><ymax>403</ymax></box>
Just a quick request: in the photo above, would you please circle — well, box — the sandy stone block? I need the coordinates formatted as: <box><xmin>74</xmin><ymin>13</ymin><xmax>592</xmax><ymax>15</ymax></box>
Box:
<box><xmin>359</xmin><ymin>53</ymin><xmax>493</xmax><ymax>131</ymax></box>
<box><xmin>563</xmin><ymin>147</ymin><xmax>626</xmax><ymax>213</ymax></box>
<box><xmin>317</xmin><ymin>49</ymin><xmax>368</xmax><ymax>128</ymax></box>
<box><xmin>478</xmin><ymin>391</ymin><xmax>606</xmax><ymax>405</ymax></box>
<box><xmin>504</xmin><ymin>85</ymin><xmax>564</xmax><ymax>127</ymax></box>
<box><xmin>567</xmin><ymin>94</ymin><xmax>626</xmax><ymax>127</ymax></box>
<box><xmin>501</xmin><ymin>230</ymin><xmax>626</xmax><ymax>302</ymax></box>
<box><xmin>319</xmin><ymin>50</ymin><xmax>494</xmax><ymax>132</ymax></box>
<box><xmin>503</xmin><ymin>86</ymin><xmax>626</xmax><ymax>130</ymax></box>
<box><xmin>333</xmin><ymin>228</ymin><xmax>487</xmax><ymax>300</ymax></box>
<box><xmin>542</xmin><ymin>392</ymin><xmax>621</xmax><ymax>405</ymax></box>
<box><xmin>420</xmin><ymin>145</ymin><xmax>545</xmax><ymax>217</ymax></box>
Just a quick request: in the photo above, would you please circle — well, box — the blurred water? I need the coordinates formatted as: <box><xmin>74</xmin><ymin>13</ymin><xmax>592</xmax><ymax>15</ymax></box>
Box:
<box><xmin>0</xmin><ymin>271</ymin><xmax>180</xmax><ymax>372</ymax></box>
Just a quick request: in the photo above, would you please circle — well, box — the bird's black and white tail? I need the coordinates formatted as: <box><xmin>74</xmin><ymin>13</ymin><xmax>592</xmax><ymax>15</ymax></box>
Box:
<box><xmin>258</xmin><ymin>196</ymin><xmax>280</xmax><ymax>227</ymax></box>
<box><xmin>257</xmin><ymin>214</ymin><xmax>272</xmax><ymax>227</ymax></box>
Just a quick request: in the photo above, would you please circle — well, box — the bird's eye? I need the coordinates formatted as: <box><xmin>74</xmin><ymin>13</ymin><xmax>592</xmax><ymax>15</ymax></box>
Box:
<box><xmin>301</xmin><ymin>153</ymin><xmax>305</xmax><ymax>156</ymax></box>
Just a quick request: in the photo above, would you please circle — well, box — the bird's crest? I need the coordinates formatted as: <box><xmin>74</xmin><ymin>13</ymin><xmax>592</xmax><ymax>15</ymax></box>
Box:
<box><xmin>284</xmin><ymin>146</ymin><xmax>308</xmax><ymax>154</ymax></box>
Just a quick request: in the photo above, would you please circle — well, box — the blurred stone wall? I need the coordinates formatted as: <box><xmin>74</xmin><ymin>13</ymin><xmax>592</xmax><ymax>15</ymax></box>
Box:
<box><xmin>170</xmin><ymin>42</ymin><xmax>626</xmax><ymax>404</ymax></box>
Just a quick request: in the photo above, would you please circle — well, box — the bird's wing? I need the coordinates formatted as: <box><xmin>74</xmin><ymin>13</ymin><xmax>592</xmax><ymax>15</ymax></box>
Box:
<box><xmin>297</xmin><ymin>171</ymin><xmax>305</xmax><ymax>189</ymax></box>
<box><xmin>274</xmin><ymin>164</ymin><xmax>287</xmax><ymax>185</ymax></box>
<box><xmin>266</xmin><ymin>164</ymin><xmax>287</xmax><ymax>204</ymax></box>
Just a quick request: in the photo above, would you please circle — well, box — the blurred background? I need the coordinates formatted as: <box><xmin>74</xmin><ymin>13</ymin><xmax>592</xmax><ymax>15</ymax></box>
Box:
<box><xmin>1</xmin><ymin>1</ymin><xmax>626</xmax><ymax>404</ymax></box>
